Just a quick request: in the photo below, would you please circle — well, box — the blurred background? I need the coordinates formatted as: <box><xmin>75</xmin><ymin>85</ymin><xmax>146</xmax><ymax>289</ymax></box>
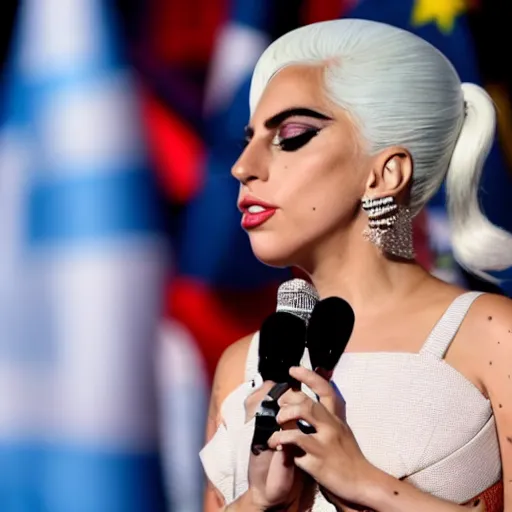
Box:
<box><xmin>0</xmin><ymin>0</ymin><xmax>511</xmax><ymax>511</ymax></box>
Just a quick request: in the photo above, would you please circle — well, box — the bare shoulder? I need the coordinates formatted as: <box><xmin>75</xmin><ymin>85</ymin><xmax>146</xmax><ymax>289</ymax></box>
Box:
<box><xmin>214</xmin><ymin>333</ymin><xmax>255</xmax><ymax>395</ymax></box>
<box><xmin>202</xmin><ymin>334</ymin><xmax>254</xmax><ymax>511</ymax></box>
<box><xmin>203</xmin><ymin>333</ymin><xmax>255</xmax><ymax>511</ymax></box>
<box><xmin>206</xmin><ymin>333</ymin><xmax>255</xmax><ymax>438</ymax></box>
<box><xmin>461</xmin><ymin>291</ymin><xmax>512</xmax><ymax>393</ymax></box>
<box><xmin>464</xmin><ymin>292</ymin><xmax>512</xmax><ymax>351</ymax></box>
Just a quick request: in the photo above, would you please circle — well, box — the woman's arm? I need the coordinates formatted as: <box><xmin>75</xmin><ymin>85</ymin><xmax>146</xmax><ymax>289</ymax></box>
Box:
<box><xmin>203</xmin><ymin>334</ymin><xmax>254</xmax><ymax>512</ymax></box>
<box><xmin>472</xmin><ymin>294</ymin><xmax>512</xmax><ymax>512</ymax></box>
<box><xmin>214</xmin><ymin>490</ymin><xmax>264</xmax><ymax>512</ymax></box>
<box><xmin>325</xmin><ymin>482</ymin><xmax>484</xmax><ymax>512</ymax></box>
<box><xmin>352</xmin><ymin>469</ymin><xmax>483</xmax><ymax>511</ymax></box>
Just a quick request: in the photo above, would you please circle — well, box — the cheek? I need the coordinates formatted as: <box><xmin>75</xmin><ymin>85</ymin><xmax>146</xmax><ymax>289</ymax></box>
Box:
<box><xmin>273</xmin><ymin>154</ymin><xmax>361</xmax><ymax>227</ymax></box>
<box><xmin>291</xmin><ymin>189</ymin><xmax>353</xmax><ymax>238</ymax></box>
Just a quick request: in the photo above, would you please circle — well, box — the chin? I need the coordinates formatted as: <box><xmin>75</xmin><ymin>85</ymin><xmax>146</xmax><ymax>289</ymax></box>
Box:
<box><xmin>248</xmin><ymin>233</ymin><xmax>301</xmax><ymax>268</ymax></box>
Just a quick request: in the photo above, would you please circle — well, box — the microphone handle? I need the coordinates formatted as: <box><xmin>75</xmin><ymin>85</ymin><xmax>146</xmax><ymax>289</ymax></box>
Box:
<box><xmin>251</xmin><ymin>382</ymin><xmax>290</xmax><ymax>454</ymax></box>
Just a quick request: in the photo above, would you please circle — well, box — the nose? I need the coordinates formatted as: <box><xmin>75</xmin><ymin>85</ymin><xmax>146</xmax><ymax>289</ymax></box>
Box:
<box><xmin>231</xmin><ymin>143</ymin><xmax>269</xmax><ymax>185</ymax></box>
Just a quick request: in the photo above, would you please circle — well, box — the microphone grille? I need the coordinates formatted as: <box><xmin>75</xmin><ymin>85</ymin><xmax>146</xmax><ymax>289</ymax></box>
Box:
<box><xmin>276</xmin><ymin>278</ymin><xmax>319</xmax><ymax>323</ymax></box>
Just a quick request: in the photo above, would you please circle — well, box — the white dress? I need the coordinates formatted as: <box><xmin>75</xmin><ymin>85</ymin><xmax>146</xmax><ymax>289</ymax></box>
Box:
<box><xmin>200</xmin><ymin>292</ymin><xmax>502</xmax><ymax>510</ymax></box>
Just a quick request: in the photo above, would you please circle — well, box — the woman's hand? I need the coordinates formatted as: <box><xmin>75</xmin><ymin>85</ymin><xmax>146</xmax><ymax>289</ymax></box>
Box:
<box><xmin>267</xmin><ymin>366</ymin><xmax>379</xmax><ymax>508</ymax></box>
<box><xmin>243</xmin><ymin>380</ymin><xmax>316</xmax><ymax>511</ymax></box>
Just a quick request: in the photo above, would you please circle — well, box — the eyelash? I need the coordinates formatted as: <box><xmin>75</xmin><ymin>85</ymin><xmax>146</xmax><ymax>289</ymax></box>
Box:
<box><xmin>239</xmin><ymin>127</ymin><xmax>321</xmax><ymax>152</ymax></box>
<box><xmin>272</xmin><ymin>128</ymin><xmax>320</xmax><ymax>152</ymax></box>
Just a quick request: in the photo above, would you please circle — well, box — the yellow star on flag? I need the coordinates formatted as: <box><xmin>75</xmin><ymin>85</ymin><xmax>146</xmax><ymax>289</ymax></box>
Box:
<box><xmin>411</xmin><ymin>0</ymin><xmax>467</xmax><ymax>34</ymax></box>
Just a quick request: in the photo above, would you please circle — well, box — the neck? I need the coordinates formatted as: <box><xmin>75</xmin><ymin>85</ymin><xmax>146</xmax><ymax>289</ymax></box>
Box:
<box><xmin>303</xmin><ymin>227</ymin><xmax>430</xmax><ymax>316</ymax></box>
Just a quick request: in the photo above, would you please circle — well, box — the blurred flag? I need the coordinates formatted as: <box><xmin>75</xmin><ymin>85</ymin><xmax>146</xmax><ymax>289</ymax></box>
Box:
<box><xmin>0</xmin><ymin>0</ymin><xmax>168</xmax><ymax>511</ymax></box>
<box><xmin>146</xmin><ymin>0</ymin><xmax>224</xmax><ymax>67</ymax></box>
<box><xmin>142</xmin><ymin>88</ymin><xmax>204</xmax><ymax>205</ymax></box>
<box><xmin>345</xmin><ymin>0</ymin><xmax>512</xmax><ymax>294</ymax></box>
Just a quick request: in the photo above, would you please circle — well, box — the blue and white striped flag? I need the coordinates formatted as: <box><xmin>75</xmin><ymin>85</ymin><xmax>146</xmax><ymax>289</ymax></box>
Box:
<box><xmin>0</xmin><ymin>1</ymin><xmax>168</xmax><ymax>511</ymax></box>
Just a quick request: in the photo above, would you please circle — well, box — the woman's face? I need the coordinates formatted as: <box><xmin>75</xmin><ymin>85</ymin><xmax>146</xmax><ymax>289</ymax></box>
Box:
<box><xmin>232</xmin><ymin>64</ymin><xmax>371</xmax><ymax>270</ymax></box>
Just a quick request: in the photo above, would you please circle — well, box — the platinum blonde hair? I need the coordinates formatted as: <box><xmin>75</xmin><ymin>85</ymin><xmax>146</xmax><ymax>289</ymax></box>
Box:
<box><xmin>249</xmin><ymin>19</ymin><xmax>512</xmax><ymax>281</ymax></box>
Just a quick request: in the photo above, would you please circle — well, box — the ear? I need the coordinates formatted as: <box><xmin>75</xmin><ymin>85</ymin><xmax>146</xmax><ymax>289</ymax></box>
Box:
<box><xmin>364</xmin><ymin>147</ymin><xmax>413</xmax><ymax>202</ymax></box>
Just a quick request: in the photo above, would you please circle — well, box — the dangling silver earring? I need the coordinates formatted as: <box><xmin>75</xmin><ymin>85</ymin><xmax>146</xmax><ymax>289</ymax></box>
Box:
<box><xmin>361</xmin><ymin>196</ymin><xmax>415</xmax><ymax>260</ymax></box>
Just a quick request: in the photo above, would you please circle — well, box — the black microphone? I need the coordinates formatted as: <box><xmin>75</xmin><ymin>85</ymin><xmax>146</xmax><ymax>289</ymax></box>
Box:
<box><xmin>251</xmin><ymin>311</ymin><xmax>307</xmax><ymax>454</ymax></box>
<box><xmin>258</xmin><ymin>311</ymin><xmax>307</xmax><ymax>386</ymax></box>
<box><xmin>307</xmin><ymin>296</ymin><xmax>355</xmax><ymax>373</ymax></box>
<box><xmin>297</xmin><ymin>297</ymin><xmax>355</xmax><ymax>434</ymax></box>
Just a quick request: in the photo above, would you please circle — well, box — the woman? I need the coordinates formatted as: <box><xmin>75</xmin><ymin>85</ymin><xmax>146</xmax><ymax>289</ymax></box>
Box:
<box><xmin>200</xmin><ymin>19</ymin><xmax>512</xmax><ymax>511</ymax></box>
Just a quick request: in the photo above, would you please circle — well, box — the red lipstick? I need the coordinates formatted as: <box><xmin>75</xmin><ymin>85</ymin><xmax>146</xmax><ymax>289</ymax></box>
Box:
<box><xmin>238</xmin><ymin>195</ymin><xmax>278</xmax><ymax>229</ymax></box>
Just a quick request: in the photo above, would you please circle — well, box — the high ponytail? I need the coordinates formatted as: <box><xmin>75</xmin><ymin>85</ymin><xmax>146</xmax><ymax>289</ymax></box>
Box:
<box><xmin>447</xmin><ymin>83</ymin><xmax>512</xmax><ymax>281</ymax></box>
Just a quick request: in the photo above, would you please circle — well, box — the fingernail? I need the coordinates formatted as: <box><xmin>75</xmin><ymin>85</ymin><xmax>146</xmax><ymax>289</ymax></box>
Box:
<box><xmin>276</xmin><ymin>444</ymin><xmax>283</xmax><ymax>451</ymax></box>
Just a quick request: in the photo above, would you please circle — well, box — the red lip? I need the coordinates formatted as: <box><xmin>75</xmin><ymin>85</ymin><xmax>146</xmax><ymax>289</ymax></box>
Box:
<box><xmin>241</xmin><ymin>209</ymin><xmax>276</xmax><ymax>229</ymax></box>
<box><xmin>238</xmin><ymin>195</ymin><xmax>278</xmax><ymax>229</ymax></box>
<box><xmin>238</xmin><ymin>195</ymin><xmax>278</xmax><ymax>212</ymax></box>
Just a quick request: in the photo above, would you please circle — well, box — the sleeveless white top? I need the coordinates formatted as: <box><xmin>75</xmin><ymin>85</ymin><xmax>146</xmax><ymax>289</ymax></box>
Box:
<box><xmin>200</xmin><ymin>292</ymin><xmax>502</xmax><ymax>509</ymax></box>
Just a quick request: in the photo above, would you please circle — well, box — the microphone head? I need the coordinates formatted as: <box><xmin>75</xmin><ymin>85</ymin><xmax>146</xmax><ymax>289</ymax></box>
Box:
<box><xmin>307</xmin><ymin>297</ymin><xmax>355</xmax><ymax>372</ymax></box>
<box><xmin>276</xmin><ymin>278</ymin><xmax>319</xmax><ymax>324</ymax></box>
<box><xmin>259</xmin><ymin>311</ymin><xmax>307</xmax><ymax>383</ymax></box>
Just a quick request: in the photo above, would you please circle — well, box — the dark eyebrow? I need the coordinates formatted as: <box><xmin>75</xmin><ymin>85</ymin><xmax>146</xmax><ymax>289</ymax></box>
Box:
<box><xmin>244</xmin><ymin>107</ymin><xmax>332</xmax><ymax>140</ymax></box>
<box><xmin>264</xmin><ymin>108</ymin><xmax>333</xmax><ymax>129</ymax></box>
